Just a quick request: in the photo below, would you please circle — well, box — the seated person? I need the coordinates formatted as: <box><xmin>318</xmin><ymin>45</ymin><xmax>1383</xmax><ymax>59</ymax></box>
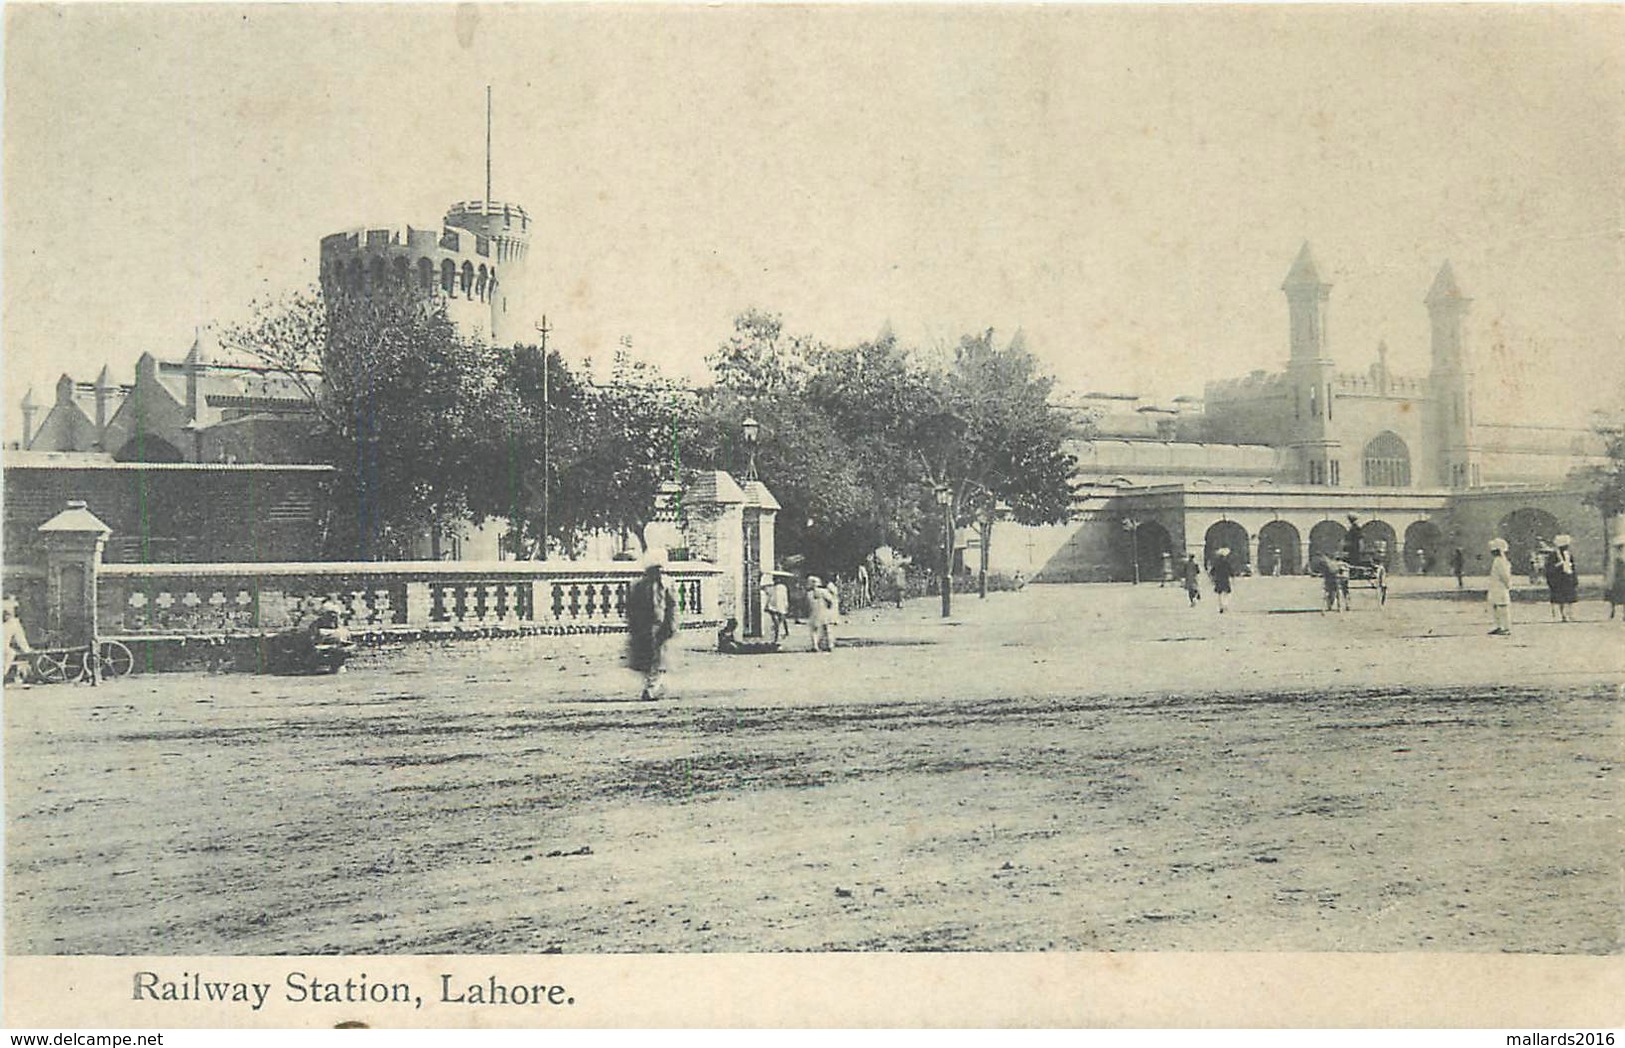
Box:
<box><xmin>1341</xmin><ymin>514</ymin><xmax>1365</xmax><ymax>565</ymax></box>
<box><xmin>715</xmin><ymin>617</ymin><xmax>780</xmax><ymax>655</ymax></box>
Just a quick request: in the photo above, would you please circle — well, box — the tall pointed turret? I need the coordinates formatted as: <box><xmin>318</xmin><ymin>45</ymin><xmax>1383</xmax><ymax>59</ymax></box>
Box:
<box><xmin>1426</xmin><ymin>260</ymin><xmax>1471</xmax><ymax>368</ymax></box>
<box><xmin>20</xmin><ymin>386</ymin><xmax>38</xmax><ymax>447</ymax></box>
<box><xmin>184</xmin><ymin>334</ymin><xmax>205</xmax><ymax>422</ymax></box>
<box><xmin>1425</xmin><ymin>261</ymin><xmax>1479</xmax><ymax>487</ymax></box>
<box><xmin>1283</xmin><ymin>242</ymin><xmax>1332</xmax><ymax>364</ymax></box>
<box><xmin>1283</xmin><ymin>243</ymin><xmax>1340</xmax><ymax>486</ymax></box>
<box><xmin>95</xmin><ymin>364</ymin><xmax>114</xmax><ymax>435</ymax></box>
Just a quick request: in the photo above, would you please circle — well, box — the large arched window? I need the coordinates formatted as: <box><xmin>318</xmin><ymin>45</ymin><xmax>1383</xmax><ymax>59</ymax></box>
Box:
<box><xmin>1362</xmin><ymin>431</ymin><xmax>1411</xmax><ymax>487</ymax></box>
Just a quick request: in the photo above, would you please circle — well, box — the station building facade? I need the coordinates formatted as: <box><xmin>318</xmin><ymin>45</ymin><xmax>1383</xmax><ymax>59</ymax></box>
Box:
<box><xmin>981</xmin><ymin>246</ymin><xmax>1610</xmax><ymax>583</ymax></box>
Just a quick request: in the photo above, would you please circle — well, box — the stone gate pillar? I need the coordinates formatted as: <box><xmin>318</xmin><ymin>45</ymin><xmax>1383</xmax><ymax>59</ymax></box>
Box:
<box><xmin>677</xmin><ymin>471</ymin><xmax>746</xmax><ymax>623</ymax></box>
<box><xmin>37</xmin><ymin>501</ymin><xmax>112</xmax><ymax>651</ymax></box>
<box><xmin>740</xmin><ymin>479</ymin><xmax>781</xmax><ymax>637</ymax></box>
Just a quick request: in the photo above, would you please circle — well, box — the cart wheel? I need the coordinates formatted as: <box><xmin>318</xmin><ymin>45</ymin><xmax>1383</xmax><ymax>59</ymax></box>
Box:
<box><xmin>33</xmin><ymin>650</ymin><xmax>71</xmax><ymax>684</ymax></box>
<box><xmin>98</xmin><ymin>640</ymin><xmax>135</xmax><ymax>678</ymax></box>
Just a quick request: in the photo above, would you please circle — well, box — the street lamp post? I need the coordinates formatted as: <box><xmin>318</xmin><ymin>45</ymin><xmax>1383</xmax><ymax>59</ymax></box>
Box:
<box><xmin>535</xmin><ymin>316</ymin><xmax>552</xmax><ymax>560</ymax></box>
<box><xmin>741</xmin><ymin>416</ymin><xmax>759</xmax><ymax>482</ymax></box>
<box><xmin>741</xmin><ymin>416</ymin><xmax>762</xmax><ymax>637</ymax></box>
<box><xmin>1122</xmin><ymin>517</ymin><xmax>1142</xmax><ymax>585</ymax></box>
<box><xmin>936</xmin><ymin>483</ymin><xmax>953</xmax><ymax>618</ymax></box>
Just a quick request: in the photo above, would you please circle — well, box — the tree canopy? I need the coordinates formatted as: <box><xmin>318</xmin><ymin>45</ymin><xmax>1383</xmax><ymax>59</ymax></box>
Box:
<box><xmin>224</xmin><ymin>291</ymin><xmax>1078</xmax><ymax>571</ymax></box>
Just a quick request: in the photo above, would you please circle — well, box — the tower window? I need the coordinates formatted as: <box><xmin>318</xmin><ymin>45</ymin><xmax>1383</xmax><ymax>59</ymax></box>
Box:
<box><xmin>1309</xmin><ymin>385</ymin><xmax>1318</xmax><ymax>418</ymax></box>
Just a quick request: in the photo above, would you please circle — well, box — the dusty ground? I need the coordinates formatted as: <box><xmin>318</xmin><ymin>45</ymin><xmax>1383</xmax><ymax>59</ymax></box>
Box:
<box><xmin>5</xmin><ymin>575</ymin><xmax>1621</xmax><ymax>955</ymax></box>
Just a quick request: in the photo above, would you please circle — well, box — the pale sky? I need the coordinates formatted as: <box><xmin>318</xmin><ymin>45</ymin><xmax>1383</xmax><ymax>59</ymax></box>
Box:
<box><xmin>4</xmin><ymin>4</ymin><xmax>1622</xmax><ymax>439</ymax></box>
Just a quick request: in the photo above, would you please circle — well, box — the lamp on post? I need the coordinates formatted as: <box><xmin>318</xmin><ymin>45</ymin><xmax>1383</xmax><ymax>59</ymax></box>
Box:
<box><xmin>1122</xmin><ymin>517</ymin><xmax>1143</xmax><ymax>585</ymax></box>
<box><xmin>741</xmin><ymin>416</ymin><xmax>759</xmax><ymax>482</ymax></box>
<box><xmin>935</xmin><ymin>482</ymin><xmax>953</xmax><ymax>618</ymax></box>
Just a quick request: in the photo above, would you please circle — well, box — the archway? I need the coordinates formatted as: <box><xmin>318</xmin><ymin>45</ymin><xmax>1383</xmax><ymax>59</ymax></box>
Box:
<box><xmin>1363</xmin><ymin>431</ymin><xmax>1412</xmax><ymax>487</ymax></box>
<box><xmin>1404</xmin><ymin>520</ymin><xmax>1446</xmax><ymax>574</ymax></box>
<box><xmin>1257</xmin><ymin>520</ymin><xmax>1302</xmax><ymax>576</ymax></box>
<box><xmin>1498</xmin><ymin>508</ymin><xmax>1563</xmax><ymax>578</ymax></box>
<box><xmin>1118</xmin><ymin>520</ymin><xmax>1174</xmax><ymax>583</ymax></box>
<box><xmin>1308</xmin><ymin>520</ymin><xmax>1346</xmax><ymax>567</ymax></box>
<box><xmin>1362</xmin><ymin>519</ymin><xmax>1398</xmax><ymax>568</ymax></box>
<box><xmin>1204</xmin><ymin>520</ymin><xmax>1250</xmax><ymax>574</ymax></box>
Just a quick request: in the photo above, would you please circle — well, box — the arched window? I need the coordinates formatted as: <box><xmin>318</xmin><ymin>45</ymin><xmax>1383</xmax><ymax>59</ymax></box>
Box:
<box><xmin>460</xmin><ymin>261</ymin><xmax>474</xmax><ymax>297</ymax></box>
<box><xmin>392</xmin><ymin>256</ymin><xmax>409</xmax><ymax>286</ymax></box>
<box><xmin>369</xmin><ymin>257</ymin><xmax>387</xmax><ymax>295</ymax></box>
<box><xmin>476</xmin><ymin>264</ymin><xmax>488</xmax><ymax>300</ymax></box>
<box><xmin>418</xmin><ymin>257</ymin><xmax>434</xmax><ymax>290</ymax></box>
<box><xmin>441</xmin><ymin>259</ymin><xmax>456</xmax><ymax>294</ymax></box>
<box><xmin>1362</xmin><ymin>431</ymin><xmax>1411</xmax><ymax>487</ymax></box>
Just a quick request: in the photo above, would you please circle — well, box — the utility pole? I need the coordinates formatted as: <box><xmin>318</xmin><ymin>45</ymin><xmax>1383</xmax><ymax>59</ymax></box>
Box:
<box><xmin>485</xmin><ymin>85</ymin><xmax>493</xmax><ymax>203</ymax></box>
<box><xmin>536</xmin><ymin>316</ymin><xmax>552</xmax><ymax>560</ymax></box>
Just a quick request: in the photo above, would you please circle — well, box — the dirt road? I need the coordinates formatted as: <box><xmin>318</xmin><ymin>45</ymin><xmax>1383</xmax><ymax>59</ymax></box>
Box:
<box><xmin>6</xmin><ymin>577</ymin><xmax>1620</xmax><ymax>954</ymax></box>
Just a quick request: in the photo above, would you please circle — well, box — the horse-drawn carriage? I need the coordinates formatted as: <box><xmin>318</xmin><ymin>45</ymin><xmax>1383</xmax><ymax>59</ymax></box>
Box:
<box><xmin>1346</xmin><ymin>541</ymin><xmax>1389</xmax><ymax>605</ymax></box>
<box><xmin>1314</xmin><ymin>536</ymin><xmax>1388</xmax><ymax>609</ymax></box>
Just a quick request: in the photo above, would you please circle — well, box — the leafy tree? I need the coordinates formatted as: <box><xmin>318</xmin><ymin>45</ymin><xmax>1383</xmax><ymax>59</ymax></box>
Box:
<box><xmin>707</xmin><ymin>308</ymin><xmax>817</xmax><ymax>397</ymax></box>
<box><xmin>700</xmin><ymin>314</ymin><xmax>1076</xmax><ymax>583</ymax></box>
<box><xmin>221</xmin><ymin>288</ymin><xmax>506</xmax><ymax>559</ymax></box>
<box><xmin>1573</xmin><ymin>410</ymin><xmax>1625</xmax><ymax>544</ymax></box>
<box><xmin>560</xmin><ymin>351</ymin><xmax>695</xmax><ymax>556</ymax></box>
<box><xmin>688</xmin><ymin>386</ymin><xmax>870</xmax><ymax>578</ymax></box>
<box><xmin>465</xmin><ymin>343</ymin><xmax>585</xmax><ymax>559</ymax></box>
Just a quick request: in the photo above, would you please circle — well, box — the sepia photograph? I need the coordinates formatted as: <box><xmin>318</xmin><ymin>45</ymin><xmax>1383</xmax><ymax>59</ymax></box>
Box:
<box><xmin>2</xmin><ymin>1</ymin><xmax>1622</xmax><ymax>1030</ymax></box>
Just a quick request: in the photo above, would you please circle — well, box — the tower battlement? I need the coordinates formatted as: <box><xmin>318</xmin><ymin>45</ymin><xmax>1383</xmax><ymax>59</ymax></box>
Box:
<box><xmin>318</xmin><ymin>205</ymin><xmax>532</xmax><ymax>345</ymax></box>
<box><xmin>445</xmin><ymin>200</ymin><xmax>531</xmax><ymax>267</ymax></box>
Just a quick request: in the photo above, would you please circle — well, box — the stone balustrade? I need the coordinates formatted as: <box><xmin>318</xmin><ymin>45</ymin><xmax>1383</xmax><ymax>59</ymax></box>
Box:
<box><xmin>96</xmin><ymin>560</ymin><xmax>720</xmax><ymax>641</ymax></box>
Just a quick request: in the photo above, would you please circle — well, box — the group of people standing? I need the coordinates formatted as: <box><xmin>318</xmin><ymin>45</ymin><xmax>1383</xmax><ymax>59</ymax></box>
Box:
<box><xmin>1485</xmin><ymin>532</ymin><xmax>1625</xmax><ymax>636</ymax></box>
<box><xmin>626</xmin><ymin>551</ymin><xmax>849</xmax><ymax>701</ymax></box>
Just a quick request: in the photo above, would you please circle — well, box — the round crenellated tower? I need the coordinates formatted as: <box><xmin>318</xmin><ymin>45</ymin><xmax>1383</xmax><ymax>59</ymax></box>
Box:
<box><xmin>318</xmin><ymin>199</ymin><xmax>532</xmax><ymax>347</ymax></box>
<box><xmin>443</xmin><ymin>199</ymin><xmax>531</xmax><ymax>345</ymax></box>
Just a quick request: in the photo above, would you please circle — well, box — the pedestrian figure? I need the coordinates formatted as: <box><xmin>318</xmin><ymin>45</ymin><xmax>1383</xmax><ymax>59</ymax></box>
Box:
<box><xmin>891</xmin><ymin>564</ymin><xmax>907</xmax><ymax>608</ymax></box>
<box><xmin>3</xmin><ymin>597</ymin><xmax>34</xmax><ymax>686</ymax></box>
<box><xmin>626</xmin><ymin>549</ymin><xmax>679</xmax><ymax>700</ymax></box>
<box><xmin>1271</xmin><ymin>548</ymin><xmax>1282</xmax><ymax>577</ymax></box>
<box><xmin>806</xmin><ymin>576</ymin><xmax>839</xmax><ymax>652</ymax></box>
<box><xmin>760</xmin><ymin>572</ymin><xmax>791</xmax><ymax>644</ymax></box>
<box><xmin>1182</xmin><ymin>554</ymin><xmax>1202</xmax><ymax>606</ymax></box>
<box><xmin>1487</xmin><ymin>537</ymin><xmax>1514</xmax><ymax>636</ymax></box>
<box><xmin>1210</xmin><ymin>547</ymin><xmax>1236</xmax><ymax>613</ymax></box>
<box><xmin>1451</xmin><ymin>547</ymin><xmax>1465</xmax><ymax>589</ymax></box>
<box><xmin>1605</xmin><ymin>537</ymin><xmax>1625</xmax><ymax>620</ymax></box>
<box><xmin>1317</xmin><ymin>555</ymin><xmax>1348</xmax><ymax>612</ymax></box>
<box><xmin>1546</xmin><ymin>534</ymin><xmax>1579</xmax><ymax>622</ymax></box>
<box><xmin>856</xmin><ymin>561</ymin><xmax>872</xmax><ymax>605</ymax></box>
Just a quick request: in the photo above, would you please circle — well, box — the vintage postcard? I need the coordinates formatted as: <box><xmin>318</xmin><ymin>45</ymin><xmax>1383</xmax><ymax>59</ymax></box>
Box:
<box><xmin>3</xmin><ymin>2</ymin><xmax>1622</xmax><ymax>1031</ymax></box>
